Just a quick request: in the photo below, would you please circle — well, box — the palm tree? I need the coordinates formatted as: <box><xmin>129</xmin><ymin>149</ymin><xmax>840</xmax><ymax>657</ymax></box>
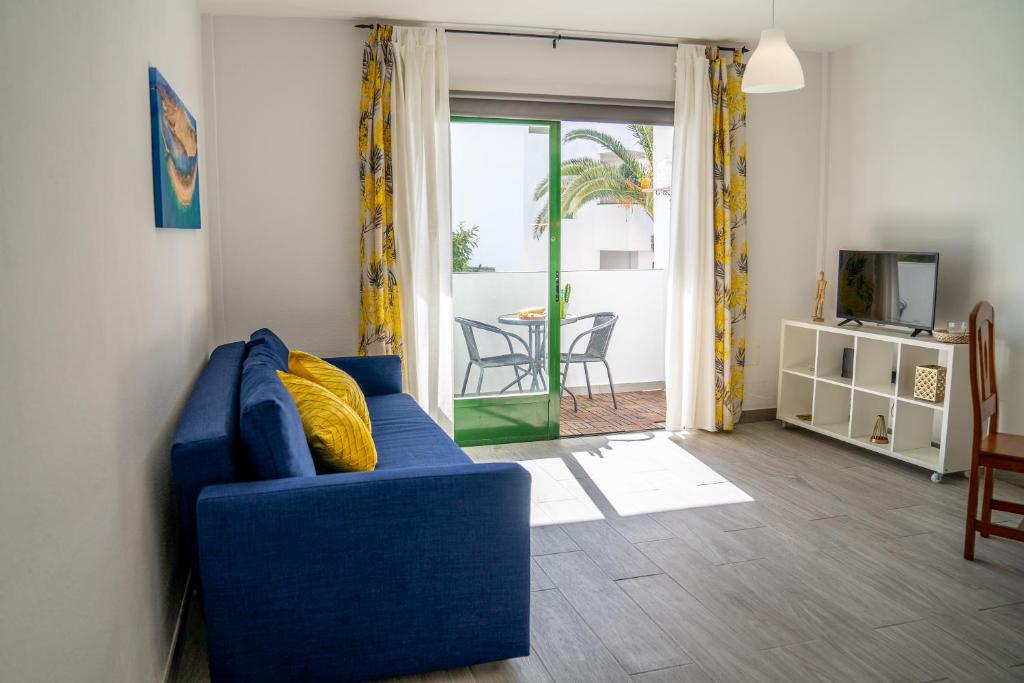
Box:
<box><xmin>532</xmin><ymin>124</ymin><xmax>654</xmax><ymax>237</ymax></box>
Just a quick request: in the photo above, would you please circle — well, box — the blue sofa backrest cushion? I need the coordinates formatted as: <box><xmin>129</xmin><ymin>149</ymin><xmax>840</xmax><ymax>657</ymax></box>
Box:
<box><xmin>250</xmin><ymin>327</ymin><xmax>289</xmax><ymax>369</ymax></box>
<box><xmin>240</xmin><ymin>337</ymin><xmax>316</xmax><ymax>480</ymax></box>
<box><xmin>171</xmin><ymin>341</ymin><xmax>246</xmax><ymax>576</ymax></box>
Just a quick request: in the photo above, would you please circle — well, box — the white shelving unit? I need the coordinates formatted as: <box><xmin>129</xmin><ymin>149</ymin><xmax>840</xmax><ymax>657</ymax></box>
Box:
<box><xmin>776</xmin><ymin>319</ymin><xmax>972</xmax><ymax>481</ymax></box>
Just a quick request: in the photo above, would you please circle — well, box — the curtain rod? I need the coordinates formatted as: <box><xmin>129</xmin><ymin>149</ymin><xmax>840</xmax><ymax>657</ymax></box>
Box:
<box><xmin>354</xmin><ymin>24</ymin><xmax>748</xmax><ymax>53</ymax></box>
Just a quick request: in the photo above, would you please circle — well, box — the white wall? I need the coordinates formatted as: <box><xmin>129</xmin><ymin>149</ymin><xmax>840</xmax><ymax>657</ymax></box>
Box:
<box><xmin>202</xmin><ymin>16</ymin><xmax>363</xmax><ymax>357</ymax></box>
<box><xmin>561</xmin><ymin>270</ymin><xmax>668</xmax><ymax>389</ymax></box>
<box><xmin>448</xmin><ymin>33</ymin><xmax>676</xmax><ymax>102</ymax></box>
<box><xmin>824</xmin><ymin>0</ymin><xmax>1024</xmax><ymax>430</ymax></box>
<box><xmin>561</xmin><ymin>207</ymin><xmax>654</xmax><ymax>272</ymax></box>
<box><xmin>745</xmin><ymin>52</ymin><xmax>826</xmax><ymax>409</ymax></box>
<box><xmin>0</xmin><ymin>0</ymin><xmax>212</xmax><ymax>680</ymax></box>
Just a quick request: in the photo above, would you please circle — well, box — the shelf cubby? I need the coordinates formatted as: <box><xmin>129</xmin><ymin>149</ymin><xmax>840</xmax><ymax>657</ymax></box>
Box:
<box><xmin>812</xmin><ymin>380</ymin><xmax>851</xmax><ymax>438</ymax></box>
<box><xmin>850</xmin><ymin>390</ymin><xmax>895</xmax><ymax>450</ymax></box>
<box><xmin>853</xmin><ymin>337</ymin><xmax>897</xmax><ymax>396</ymax></box>
<box><xmin>782</xmin><ymin>325</ymin><xmax>817</xmax><ymax>375</ymax></box>
<box><xmin>896</xmin><ymin>345</ymin><xmax>945</xmax><ymax>401</ymax></box>
<box><xmin>893</xmin><ymin>400</ymin><xmax>943</xmax><ymax>463</ymax></box>
<box><xmin>778</xmin><ymin>372</ymin><xmax>814</xmax><ymax>422</ymax></box>
<box><xmin>816</xmin><ymin>330</ymin><xmax>854</xmax><ymax>384</ymax></box>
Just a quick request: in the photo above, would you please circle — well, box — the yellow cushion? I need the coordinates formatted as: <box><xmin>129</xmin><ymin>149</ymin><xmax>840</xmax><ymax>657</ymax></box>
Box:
<box><xmin>277</xmin><ymin>371</ymin><xmax>377</xmax><ymax>472</ymax></box>
<box><xmin>288</xmin><ymin>349</ymin><xmax>371</xmax><ymax>431</ymax></box>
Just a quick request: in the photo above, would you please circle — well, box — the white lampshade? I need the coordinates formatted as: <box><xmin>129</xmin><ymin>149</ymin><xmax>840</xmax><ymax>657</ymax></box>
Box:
<box><xmin>742</xmin><ymin>27</ymin><xmax>804</xmax><ymax>93</ymax></box>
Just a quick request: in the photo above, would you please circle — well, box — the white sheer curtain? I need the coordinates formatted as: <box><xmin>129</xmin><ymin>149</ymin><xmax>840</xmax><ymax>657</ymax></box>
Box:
<box><xmin>664</xmin><ymin>45</ymin><xmax>717</xmax><ymax>432</ymax></box>
<box><xmin>391</xmin><ymin>27</ymin><xmax>454</xmax><ymax>433</ymax></box>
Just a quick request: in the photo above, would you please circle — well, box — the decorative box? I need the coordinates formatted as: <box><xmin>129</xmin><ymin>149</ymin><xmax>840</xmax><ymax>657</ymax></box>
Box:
<box><xmin>913</xmin><ymin>365</ymin><xmax>947</xmax><ymax>403</ymax></box>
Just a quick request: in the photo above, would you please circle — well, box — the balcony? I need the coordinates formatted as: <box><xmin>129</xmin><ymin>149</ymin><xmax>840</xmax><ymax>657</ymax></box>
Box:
<box><xmin>453</xmin><ymin>268</ymin><xmax>666</xmax><ymax>437</ymax></box>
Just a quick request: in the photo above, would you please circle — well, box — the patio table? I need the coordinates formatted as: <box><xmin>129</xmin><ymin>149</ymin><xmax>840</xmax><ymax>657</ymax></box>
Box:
<box><xmin>497</xmin><ymin>313</ymin><xmax>581</xmax><ymax>392</ymax></box>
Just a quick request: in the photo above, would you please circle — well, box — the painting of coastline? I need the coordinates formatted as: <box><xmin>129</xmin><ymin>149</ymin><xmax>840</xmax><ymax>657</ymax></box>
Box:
<box><xmin>148</xmin><ymin>67</ymin><xmax>200</xmax><ymax>228</ymax></box>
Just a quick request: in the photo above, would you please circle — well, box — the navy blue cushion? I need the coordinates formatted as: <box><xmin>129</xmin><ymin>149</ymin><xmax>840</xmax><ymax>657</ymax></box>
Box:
<box><xmin>239</xmin><ymin>340</ymin><xmax>315</xmax><ymax>480</ymax></box>
<box><xmin>250</xmin><ymin>327</ymin><xmax>289</xmax><ymax>370</ymax></box>
<box><xmin>325</xmin><ymin>355</ymin><xmax>403</xmax><ymax>396</ymax></box>
<box><xmin>367</xmin><ymin>394</ymin><xmax>472</xmax><ymax>470</ymax></box>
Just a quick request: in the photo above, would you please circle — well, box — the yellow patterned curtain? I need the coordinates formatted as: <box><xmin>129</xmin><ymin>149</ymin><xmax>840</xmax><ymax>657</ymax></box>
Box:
<box><xmin>358</xmin><ymin>25</ymin><xmax>403</xmax><ymax>359</ymax></box>
<box><xmin>707</xmin><ymin>47</ymin><xmax>748</xmax><ymax>431</ymax></box>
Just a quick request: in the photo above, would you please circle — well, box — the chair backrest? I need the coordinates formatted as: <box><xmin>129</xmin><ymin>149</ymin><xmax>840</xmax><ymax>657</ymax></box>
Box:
<box><xmin>584</xmin><ymin>312</ymin><xmax>618</xmax><ymax>358</ymax></box>
<box><xmin>455</xmin><ymin>317</ymin><xmax>482</xmax><ymax>362</ymax></box>
<box><xmin>969</xmin><ymin>300</ymin><xmax>998</xmax><ymax>443</ymax></box>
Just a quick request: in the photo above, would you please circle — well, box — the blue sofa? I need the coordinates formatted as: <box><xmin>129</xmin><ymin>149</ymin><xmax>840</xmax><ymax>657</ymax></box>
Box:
<box><xmin>170</xmin><ymin>331</ymin><xmax>532</xmax><ymax>682</ymax></box>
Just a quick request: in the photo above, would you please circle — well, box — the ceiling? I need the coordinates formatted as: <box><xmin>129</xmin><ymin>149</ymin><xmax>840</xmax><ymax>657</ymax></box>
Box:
<box><xmin>198</xmin><ymin>0</ymin><xmax>973</xmax><ymax>52</ymax></box>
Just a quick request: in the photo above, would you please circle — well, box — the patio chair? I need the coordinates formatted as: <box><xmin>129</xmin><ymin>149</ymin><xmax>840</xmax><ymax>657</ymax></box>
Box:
<box><xmin>560</xmin><ymin>312</ymin><xmax>619</xmax><ymax>412</ymax></box>
<box><xmin>455</xmin><ymin>317</ymin><xmax>533</xmax><ymax>396</ymax></box>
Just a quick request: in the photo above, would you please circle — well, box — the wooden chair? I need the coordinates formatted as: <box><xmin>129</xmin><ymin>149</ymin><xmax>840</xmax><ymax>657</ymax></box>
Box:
<box><xmin>964</xmin><ymin>300</ymin><xmax>1024</xmax><ymax>560</ymax></box>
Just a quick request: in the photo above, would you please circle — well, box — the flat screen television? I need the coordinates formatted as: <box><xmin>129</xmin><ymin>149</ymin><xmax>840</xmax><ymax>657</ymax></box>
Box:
<box><xmin>836</xmin><ymin>250</ymin><xmax>939</xmax><ymax>335</ymax></box>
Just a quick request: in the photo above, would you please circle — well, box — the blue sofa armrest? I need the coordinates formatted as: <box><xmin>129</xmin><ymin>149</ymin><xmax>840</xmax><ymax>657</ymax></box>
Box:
<box><xmin>324</xmin><ymin>354</ymin><xmax>402</xmax><ymax>396</ymax></box>
<box><xmin>196</xmin><ymin>462</ymin><xmax>531</xmax><ymax>683</ymax></box>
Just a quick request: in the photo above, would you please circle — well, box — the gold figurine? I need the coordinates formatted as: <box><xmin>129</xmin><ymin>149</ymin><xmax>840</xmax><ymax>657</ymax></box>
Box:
<box><xmin>813</xmin><ymin>271</ymin><xmax>827</xmax><ymax>322</ymax></box>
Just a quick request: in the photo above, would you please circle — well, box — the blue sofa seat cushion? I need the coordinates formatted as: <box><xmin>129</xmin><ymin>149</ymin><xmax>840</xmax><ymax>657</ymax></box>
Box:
<box><xmin>240</xmin><ymin>339</ymin><xmax>315</xmax><ymax>480</ymax></box>
<box><xmin>367</xmin><ymin>394</ymin><xmax>471</xmax><ymax>470</ymax></box>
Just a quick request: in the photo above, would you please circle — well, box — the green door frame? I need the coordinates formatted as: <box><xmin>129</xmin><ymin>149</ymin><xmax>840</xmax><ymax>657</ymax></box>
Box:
<box><xmin>451</xmin><ymin>116</ymin><xmax>562</xmax><ymax>447</ymax></box>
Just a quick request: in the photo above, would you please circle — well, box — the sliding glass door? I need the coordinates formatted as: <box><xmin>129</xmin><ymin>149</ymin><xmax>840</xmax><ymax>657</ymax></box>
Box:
<box><xmin>450</xmin><ymin>117</ymin><xmax>561</xmax><ymax>446</ymax></box>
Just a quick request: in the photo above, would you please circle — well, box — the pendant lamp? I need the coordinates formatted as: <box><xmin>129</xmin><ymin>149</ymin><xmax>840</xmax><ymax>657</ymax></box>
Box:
<box><xmin>742</xmin><ymin>0</ymin><xmax>804</xmax><ymax>93</ymax></box>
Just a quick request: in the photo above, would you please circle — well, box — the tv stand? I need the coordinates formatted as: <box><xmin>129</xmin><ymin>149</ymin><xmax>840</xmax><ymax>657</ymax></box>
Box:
<box><xmin>776</xmin><ymin>320</ymin><xmax>971</xmax><ymax>481</ymax></box>
<box><xmin>837</xmin><ymin>318</ymin><xmax>863</xmax><ymax>327</ymax></box>
<box><xmin>909</xmin><ymin>328</ymin><xmax>932</xmax><ymax>337</ymax></box>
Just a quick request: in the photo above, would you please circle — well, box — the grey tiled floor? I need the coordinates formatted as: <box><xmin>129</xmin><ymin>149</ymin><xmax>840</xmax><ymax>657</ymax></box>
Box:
<box><xmin>172</xmin><ymin>422</ymin><xmax>1024</xmax><ymax>682</ymax></box>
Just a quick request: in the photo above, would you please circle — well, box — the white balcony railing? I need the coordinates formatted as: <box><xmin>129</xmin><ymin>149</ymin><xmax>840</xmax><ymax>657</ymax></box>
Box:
<box><xmin>453</xmin><ymin>269</ymin><xmax>667</xmax><ymax>396</ymax></box>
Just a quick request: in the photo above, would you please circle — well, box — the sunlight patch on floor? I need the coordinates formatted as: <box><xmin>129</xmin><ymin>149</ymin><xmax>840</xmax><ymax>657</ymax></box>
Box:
<box><xmin>571</xmin><ymin>431</ymin><xmax>753</xmax><ymax>516</ymax></box>
<box><xmin>517</xmin><ymin>458</ymin><xmax>604</xmax><ymax>527</ymax></box>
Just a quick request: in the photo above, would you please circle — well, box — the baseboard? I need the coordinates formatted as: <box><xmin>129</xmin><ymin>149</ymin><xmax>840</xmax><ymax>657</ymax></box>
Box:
<box><xmin>739</xmin><ymin>407</ymin><xmax>777</xmax><ymax>423</ymax></box>
<box><xmin>161</xmin><ymin>569</ymin><xmax>193</xmax><ymax>683</ymax></box>
<box><xmin>563</xmin><ymin>380</ymin><xmax>664</xmax><ymax>395</ymax></box>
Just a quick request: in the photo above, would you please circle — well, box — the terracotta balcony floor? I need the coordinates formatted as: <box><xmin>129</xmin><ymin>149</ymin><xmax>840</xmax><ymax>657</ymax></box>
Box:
<box><xmin>559</xmin><ymin>389</ymin><xmax>666</xmax><ymax>437</ymax></box>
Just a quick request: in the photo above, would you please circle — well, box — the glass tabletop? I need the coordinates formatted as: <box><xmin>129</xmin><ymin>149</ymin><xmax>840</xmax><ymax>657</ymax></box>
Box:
<box><xmin>497</xmin><ymin>313</ymin><xmax>581</xmax><ymax>326</ymax></box>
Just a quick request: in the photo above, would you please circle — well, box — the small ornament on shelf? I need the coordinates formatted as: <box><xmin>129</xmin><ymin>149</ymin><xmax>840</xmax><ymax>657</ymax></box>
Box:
<box><xmin>841</xmin><ymin>348</ymin><xmax>854</xmax><ymax>379</ymax></box>
<box><xmin>870</xmin><ymin>415</ymin><xmax>890</xmax><ymax>444</ymax></box>
<box><xmin>933</xmin><ymin>321</ymin><xmax>969</xmax><ymax>344</ymax></box>
<box><xmin>913</xmin><ymin>365</ymin><xmax>947</xmax><ymax>403</ymax></box>
<box><xmin>813</xmin><ymin>272</ymin><xmax>826</xmax><ymax>322</ymax></box>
